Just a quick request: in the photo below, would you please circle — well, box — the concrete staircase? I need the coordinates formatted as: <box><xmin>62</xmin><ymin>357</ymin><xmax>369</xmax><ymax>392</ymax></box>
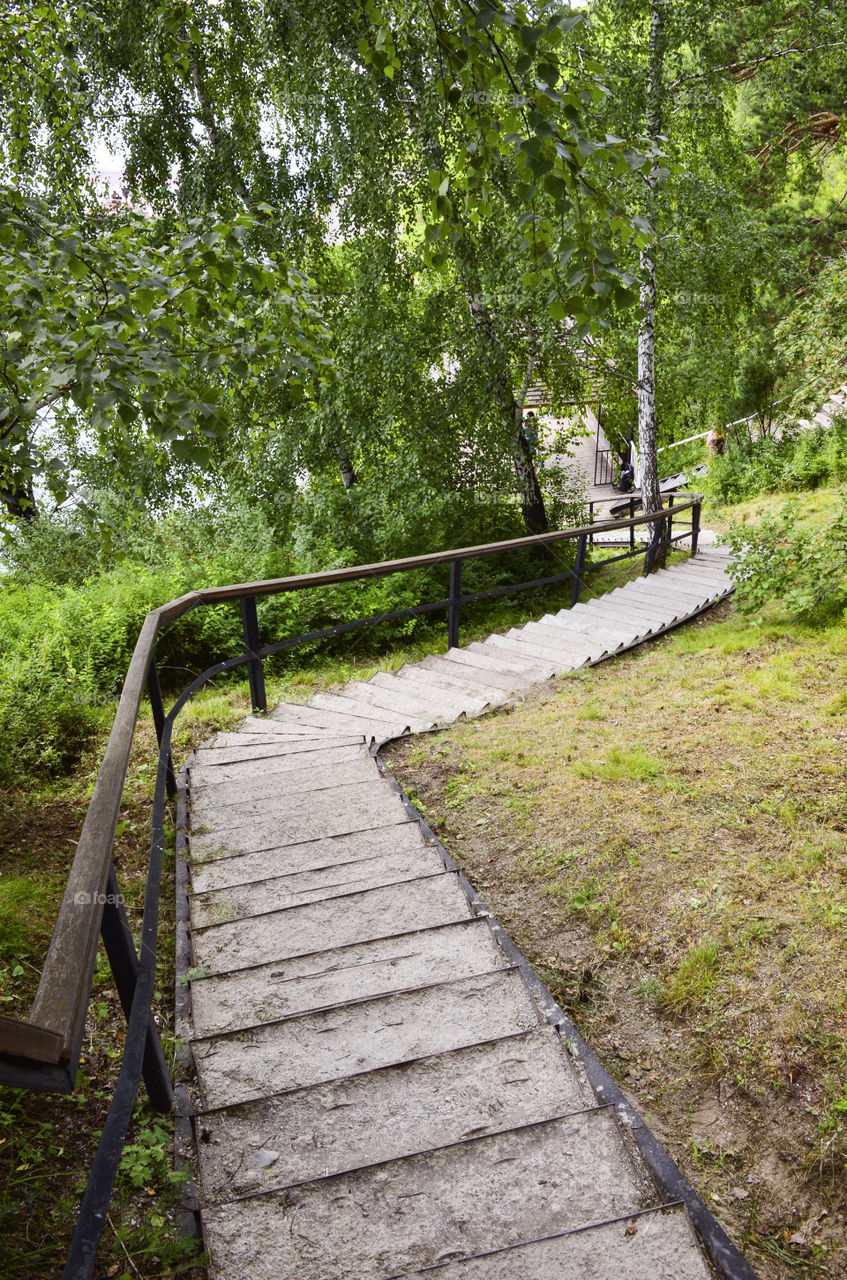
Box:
<box><xmin>181</xmin><ymin>548</ymin><xmax>744</xmax><ymax>1279</ymax></box>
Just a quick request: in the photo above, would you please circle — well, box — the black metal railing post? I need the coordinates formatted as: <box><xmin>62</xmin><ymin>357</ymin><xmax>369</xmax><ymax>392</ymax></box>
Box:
<box><xmin>629</xmin><ymin>496</ymin><xmax>635</xmax><ymax>550</ymax></box>
<box><xmin>448</xmin><ymin>559</ymin><xmax>462</xmax><ymax>649</ymax></box>
<box><xmin>571</xmin><ymin>534</ymin><xmax>588</xmax><ymax>607</ymax></box>
<box><xmin>147</xmin><ymin>657</ymin><xmax>177</xmax><ymax>798</ymax></box>
<box><xmin>691</xmin><ymin>498</ymin><xmax>701</xmax><ymax>555</ymax></box>
<box><xmin>99</xmin><ymin>866</ymin><xmax>173</xmax><ymax>1115</ymax></box>
<box><xmin>240</xmin><ymin>596</ymin><xmax>267</xmax><ymax>712</ymax></box>
<box><xmin>667</xmin><ymin>492</ymin><xmax>674</xmax><ymax>544</ymax></box>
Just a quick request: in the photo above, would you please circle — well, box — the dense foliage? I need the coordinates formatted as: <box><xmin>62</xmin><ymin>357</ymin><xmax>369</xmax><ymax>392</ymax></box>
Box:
<box><xmin>1</xmin><ymin>0</ymin><xmax>845</xmax><ymax>782</ymax></box>
<box><xmin>723</xmin><ymin>492</ymin><xmax>847</xmax><ymax>623</ymax></box>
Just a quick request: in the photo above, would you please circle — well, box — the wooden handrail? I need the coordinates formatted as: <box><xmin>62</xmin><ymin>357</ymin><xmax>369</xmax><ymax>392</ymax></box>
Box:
<box><xmin>156</xmin><ymin>497</ymin><xmax>703</xmax><ymax>612</ymax></box>
<box><xmin>1</xmin><ymin>498</ymin><xmax>700</xmax><ymax>1072</ymax></box>
<box><xmin>28</xmin><ymin>611</ymin><xmax>162</xmax><ymax>1061</ymax></box>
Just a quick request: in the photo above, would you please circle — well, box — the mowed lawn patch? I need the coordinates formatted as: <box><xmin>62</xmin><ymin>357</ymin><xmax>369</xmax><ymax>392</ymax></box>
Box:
<box><xmin>387</xmin><ymin>600</ymin><xmax>847</xmax><ymax>1280</ymax></box>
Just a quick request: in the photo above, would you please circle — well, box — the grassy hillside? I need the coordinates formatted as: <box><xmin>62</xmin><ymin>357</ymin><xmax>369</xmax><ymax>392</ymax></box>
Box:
<box><xmin>386</xmin><ymin>487</ymin><xmax>847</xmax><ymax>1280</ymax></box>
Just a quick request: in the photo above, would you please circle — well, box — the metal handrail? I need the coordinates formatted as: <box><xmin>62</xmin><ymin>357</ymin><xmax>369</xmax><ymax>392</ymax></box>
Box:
<box><xmin>0</xmin><ymin>496</ymin><xmax>701</xmax><ymax>1278</ymax></box>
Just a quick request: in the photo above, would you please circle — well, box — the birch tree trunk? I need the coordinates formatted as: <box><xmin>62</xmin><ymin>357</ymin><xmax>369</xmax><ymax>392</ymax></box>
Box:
<box><xmin>637</xmin><ymin>0</ymin><xmax>665</xmax><ymax>519</ymax></box>
<box><xmin>460</xmin><ymin>252</ymin><xmax>549</xmax><ymax>535</ymax></box>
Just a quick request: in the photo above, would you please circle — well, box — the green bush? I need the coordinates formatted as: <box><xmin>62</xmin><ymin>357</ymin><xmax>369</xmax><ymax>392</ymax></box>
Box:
<box><xmin>703</xmin><ymin>416</ymin><xmax>847</xmax><ymax>505</ymax></box>
<box><xmin>722</xmin><ymin>494</ymin><xmax>847</xmax><ymax>623</ymax></box>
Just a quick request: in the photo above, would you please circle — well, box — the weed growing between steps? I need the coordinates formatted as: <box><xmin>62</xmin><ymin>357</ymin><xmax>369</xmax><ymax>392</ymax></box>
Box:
<box><xmin>386</xmin><ymin>601</ymin><xmax>847</xmax><ymax>1280</ymax></box>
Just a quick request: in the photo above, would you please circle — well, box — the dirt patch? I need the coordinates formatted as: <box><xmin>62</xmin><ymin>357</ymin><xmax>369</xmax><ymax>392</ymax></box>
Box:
<box><xmin>386</xmin><ymin>606</ymin><xmax>847</xmax><ymax>1280</ymax></box>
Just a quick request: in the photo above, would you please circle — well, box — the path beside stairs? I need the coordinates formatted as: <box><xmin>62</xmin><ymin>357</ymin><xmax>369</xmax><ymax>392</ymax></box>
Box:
<box><xmin>181</xmin><ymin>547</ymin><xmax>744</xmax><ymax>1279</ymax></box>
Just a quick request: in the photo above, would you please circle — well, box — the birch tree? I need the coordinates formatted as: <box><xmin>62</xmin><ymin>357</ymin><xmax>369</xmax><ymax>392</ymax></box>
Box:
<box><xmin>636</xmin><ymin>0</ymin><xmax>664</xmax><ymax>516</ymax></box>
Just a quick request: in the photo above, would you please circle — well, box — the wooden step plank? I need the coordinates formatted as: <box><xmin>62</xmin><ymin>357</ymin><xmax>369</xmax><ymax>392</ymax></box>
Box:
<box><xmin>462</xmin><ymin>642</ymin><xmax>556</xmax><ymax>679</ymax></box>
<box><xmin>190</xmin><ymin>840</ymin><xmax>446</xmax><ymax>928</ymax></box>
<box><xmin>415</xmin><ymin>653</ymin><xmax>526</xmax><ymax>695</ymax></box>
<box><xmin>483</xmin><ymin>633</ymin><xmax>590</xmax><ymax>669</ymax></box>
<box><xmin>191</xmin><ymin>967</ymin><xmax>541</xmax><ymax>1109</ymax></box>
<box><xmin>189</xmin><ymin>916</ymin><xmax>505</xmax><ymax>1037</ymax></box>
<box><xmin>195</xmin><ymin>1027</ymin><xmax>590</xmax><ymax>1202</ymax></box>
<box><xmin>395</xmin><ymin>1205</ymin><xmax>713</xmax><ymax>1280</ymax></box>
<box><xmin>190</xmin><ymin>871</ymin><xmax>472</xmax><ymax>976</ymax></box>
<box><xmin>366</xmin><ymin>671</ymin><xmax>490</xmax><ymax>718</ymax></box>
<box><xmin>189</xmin><ymin>820</ymin><xmax>426</xmax><ymax>894</ymax></box>
<box><xmin>199</xmin><ymin>1110</ymin><xmax>646</xmax><ymax>1280</ymax></box>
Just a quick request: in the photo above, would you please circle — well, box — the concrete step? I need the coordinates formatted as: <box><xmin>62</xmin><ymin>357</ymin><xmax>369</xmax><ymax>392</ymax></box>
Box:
<box><xmin>369</xmin><ymin>669</ymin><xmax>491</xmax><ymax>717</ymax></box>
<box><xmin>191</xmin><ymin>966</ymin><xmax>542</xmax><ymax>1108</ymax></box>
<box><xmin>190</xmin><ymin>870</ymin><xmax>473</xmax><ymax>975</ymax></box>
<box><xmin>189</xmin><ymin>916</ymin><xmax>506</xmax><ymax>1036</ymax></box>
<box><xmin>190</xmin><ymin>777</ymin><xmax>409</xmax><ymax>842</ymax></box>
<box><xmin>483</xmin><ymin>632</ymin><xmax>589</xmax><ymax>669</ymax></box>
<box><xmin>190</xmin><ymin>756</ymin><xmax>376</xmax><ymax>813</ymax></box>
<box><xmin>189</xmin><ymin>819</ymin><xmax>426</xmax><ymax>893</ymax></box>
<box><xmin>394</xmin><ymin>1205</ymin><xmax>713</xmax><ymax>1279</ymax></box>
<box><xmin>395</xmin><ymin>662</ymin><xmax>511</xmax><ymax>706</ymax></box>
<box><xmin>195</xmin><ymin>1026</ymin><xmax>591</xmax><ymax>1200</ymax></box>
<box><xmin>190</xmin><ymin>840</ymin><xmax>446</xmax><ymax>926</ymax></box>
<box><xmin>190</xmin><ymin>742</ymin><xmax>370</xmax><ymax>788</ymax></box>
<box><xmin>463</xmin><ymin>641</ymin><xmax>556</xmax><ymax>679</ymax></box>
<box><xmin>199</xmin><ymin>1109</ymin><xmax>646</xmax><ymax>1280</ymax></box>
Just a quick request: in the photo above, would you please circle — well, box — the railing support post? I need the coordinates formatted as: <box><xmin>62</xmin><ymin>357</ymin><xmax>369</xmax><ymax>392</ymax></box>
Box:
<box><xmin>99</xmin><ymin>866</ymin><xmax>173</xmax><ymax>1115</ymax></box>
<box><xmin>691</xmin><ymin>498</ymin><xmax>701</xmax><ymax>555</ymax></box>
<box><xmin>147</xmin><ymin>656</ymin><xmax>176</xmax><ymax>799</ymax></box>
<box><xmin>448</xmin><ymin>559</ymin><xmax>462</xmax><ymax>649</ymax></box>
<box><xmin>667</xmin><ymin>492</ymin><xmax>674</xmax><ymax>545</ymax></box>
<box><xmin>571</xmin><ymin>534</ymin><xmax>588</xmax><ymax>608</ymax></box>
<box><xmin>240</xmin><ymin>596</ymin><xmax>267</xmax><ymax>712</ymax></box>
<box><xmin>629</xmin><ymin>496</ymin><xmax>635</xmax><ymax>551</ymax></box>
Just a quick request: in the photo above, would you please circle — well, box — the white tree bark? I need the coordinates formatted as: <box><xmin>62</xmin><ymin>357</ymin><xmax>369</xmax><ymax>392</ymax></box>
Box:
<box><xmin>637</xmin><ymin>0</ymin><xmax>665</xmax><ymax>517</ymax></box>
